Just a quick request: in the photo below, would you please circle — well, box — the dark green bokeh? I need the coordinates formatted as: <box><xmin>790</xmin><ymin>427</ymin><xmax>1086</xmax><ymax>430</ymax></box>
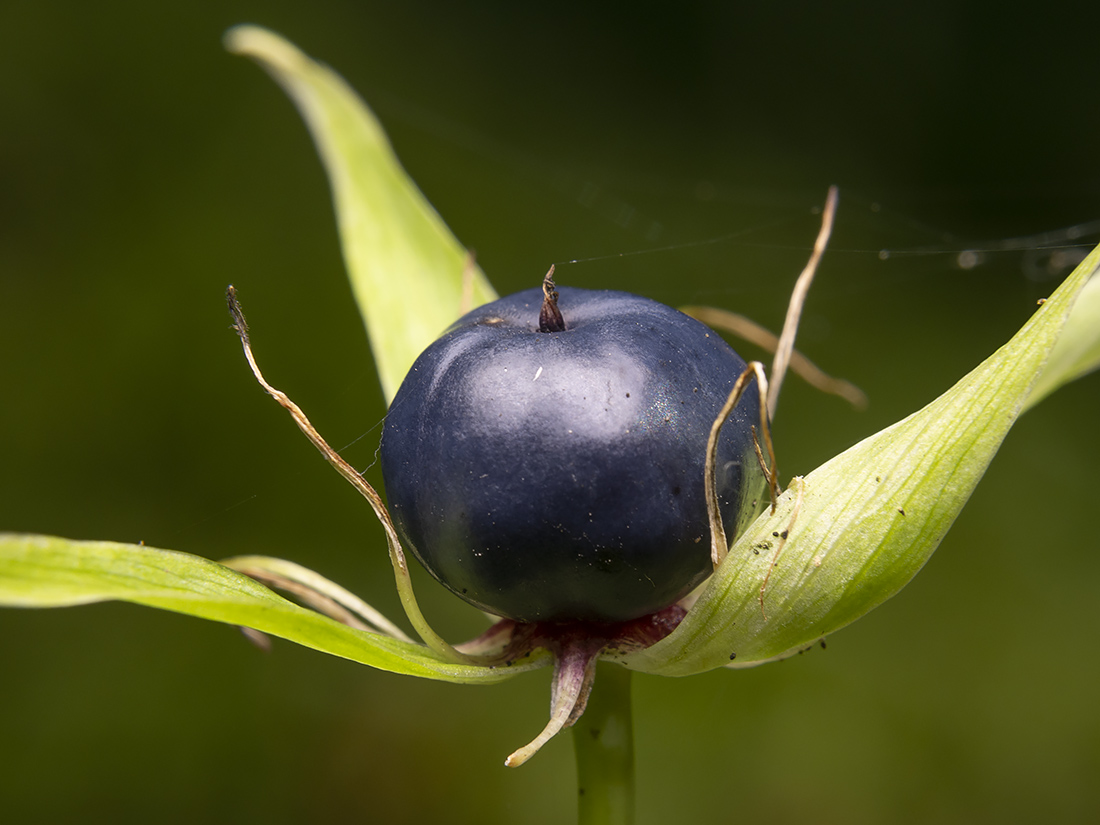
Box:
<box><xmin>2</xmin><ymin>2</ymin><xmax>1098</xmax><ymax>823</ymax></box>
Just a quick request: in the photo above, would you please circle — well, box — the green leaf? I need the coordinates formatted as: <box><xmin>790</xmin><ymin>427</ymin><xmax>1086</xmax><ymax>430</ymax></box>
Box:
<box><xmin>623</xmin><ymin>244</ymin><xmax>1100</xmax><ymax>677</ymax></box>
<box><xmin>225</xmin><ymin>25</ymin><xmax>498</xmax><ymax>403</ymax></box>
<box><xmin>0</xmin><ymin>534</ymin><xmax>546</xmax><ymax>684</ymax></box>
<box><xmin>1025</xmin><ymin>259</ymin><xmax>1100</xmax><ymax>409</ymax></box>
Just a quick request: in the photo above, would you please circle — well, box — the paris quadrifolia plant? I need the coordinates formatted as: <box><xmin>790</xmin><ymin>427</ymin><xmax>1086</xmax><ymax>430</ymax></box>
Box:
<box><xmin>2</xmin><ymin>26</ymin><xmax>1099</xmax><ymax>825</ymax></box>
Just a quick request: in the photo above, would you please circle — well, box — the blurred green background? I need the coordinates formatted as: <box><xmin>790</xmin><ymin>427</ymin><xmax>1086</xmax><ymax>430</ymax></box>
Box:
<box><xmin>2</xmin><ymin>2</ymin><xmax>1098</xmax><ymax>823</ymax></box>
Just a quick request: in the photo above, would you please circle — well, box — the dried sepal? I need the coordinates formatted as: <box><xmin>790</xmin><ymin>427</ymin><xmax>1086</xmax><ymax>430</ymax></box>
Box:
<box><xmin>227</xmin><ymin>286</ymin><xmax>473</xmax><ymax>665</ymax></box>
<box><xmin>222</xmin><ymin>555</ymin><xmax>413</xmax><ymax>640</ymax></box>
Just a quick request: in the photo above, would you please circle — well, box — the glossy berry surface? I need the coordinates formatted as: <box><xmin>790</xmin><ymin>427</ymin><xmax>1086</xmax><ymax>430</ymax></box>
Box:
<box><xmin>380</xmin><ymin>286</ymin><xmax>765</xmax><ymax>624</ymax></box>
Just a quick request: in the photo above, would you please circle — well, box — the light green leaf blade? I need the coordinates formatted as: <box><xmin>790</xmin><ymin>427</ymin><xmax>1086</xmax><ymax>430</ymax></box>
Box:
<box><xmin>0</xmin><ymin>534</ymin><xmax>545</xmax><ymax>684</ymax></box>
<box><xmin>225</xmin><ymin>25</ymin><xmax>498</xmax><ymax>402</ymax></box>
<box><xmin>624</xmin><ymin>243</ymin><xmax>1100</xmax><ymax>677</ymax></box>
<box><xmin>1025</xmin><ymin>259</ymin><xmax>1100</xmax><ymax>408</ymax></box>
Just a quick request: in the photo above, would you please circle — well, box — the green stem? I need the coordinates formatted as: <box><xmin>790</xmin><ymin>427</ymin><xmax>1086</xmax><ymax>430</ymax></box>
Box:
<box><xmin>573</xmin><ymin>661</ymin><xmax>635</xmax><ymax>825</ymax></box>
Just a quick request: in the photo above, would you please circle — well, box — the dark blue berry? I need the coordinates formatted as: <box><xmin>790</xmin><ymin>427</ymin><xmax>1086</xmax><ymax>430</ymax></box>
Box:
<box><xmin>381</xmin><ymin>285</ymin><xmax>765</xmax><ymax>623</ymax></box>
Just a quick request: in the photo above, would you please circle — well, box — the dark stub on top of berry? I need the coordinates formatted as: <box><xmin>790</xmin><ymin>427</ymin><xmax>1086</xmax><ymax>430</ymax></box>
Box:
<box><xmin>538</xmin><ymin>265</ymin><xmax>566</xmax><ymax>333</ymax></box>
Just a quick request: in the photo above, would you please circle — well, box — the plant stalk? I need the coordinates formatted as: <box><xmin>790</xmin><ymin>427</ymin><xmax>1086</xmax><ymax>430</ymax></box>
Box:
<box><xmin>573</xmin><ymin>661</ymin><xmax>635</xmax><ymax>825</ymax></box>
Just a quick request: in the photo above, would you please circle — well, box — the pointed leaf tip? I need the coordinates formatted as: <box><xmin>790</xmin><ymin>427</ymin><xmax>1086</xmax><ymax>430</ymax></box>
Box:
<box><xmin>226</xmin><ymin>25</ymin><xmax>498</xmax><ymax>401</ymax></box>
